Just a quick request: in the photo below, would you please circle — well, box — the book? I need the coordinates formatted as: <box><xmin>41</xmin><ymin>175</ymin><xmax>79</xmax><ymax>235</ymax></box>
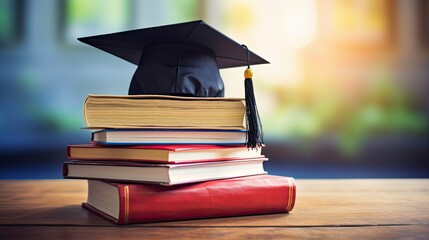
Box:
<box><xmin>63</xmin><ymin>158</ymin><xmax>267</xmax><ymax>185</ymax></box>
<box><xmin>83</xmin><ymin>94</ymin><xmax>246</xmax><ymax>129</ymax></box>
<box><xmin>91</xmin><ymin>129</ymin><xmax>247</xmax><ymax>145</ymax></box>
<box><xmin>83</xmin><ymin>175</ymin><xmax>296</xmax><ymax>224</ymax></box>
<box><xmin>67</xmin><ymin>144</ymin><xmax>262</xmax><ymax>163</ymax></box>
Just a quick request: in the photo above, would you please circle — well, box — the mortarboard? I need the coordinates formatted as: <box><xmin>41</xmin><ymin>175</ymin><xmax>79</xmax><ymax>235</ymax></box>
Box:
<box><xmin>78</xmin><ymin>20</ymin><xmax>268</xmax><ymax>148</ymax></box>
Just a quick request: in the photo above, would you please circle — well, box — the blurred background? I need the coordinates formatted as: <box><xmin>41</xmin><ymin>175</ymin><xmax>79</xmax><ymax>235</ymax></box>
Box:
<box><xmin>1</xmin><ymin>0</ymin><xmax>428</xmax><ymax>179</ymax></box>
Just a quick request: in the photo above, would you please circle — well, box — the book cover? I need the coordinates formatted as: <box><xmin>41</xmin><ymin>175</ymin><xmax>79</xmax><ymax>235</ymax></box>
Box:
<box><xmin>83</xmin><ymin>94</ymin><xmax>246</xmax><ymax>129</ymax></box>
<box><xmin>63</xmin><ymin>158</ymin><xmax>267</xmax><ymax>185</ymax></box>
<box><xmin>91</xmin><ymin>129</ymin><xmax>247</xmax><ymax>145</ymax></box>
<box><xmin>67</xmin><ymin>144</ymin><xmax>263</xmax><ymax>163</ymax></box>
<box><xmin>83</xmin><ymin>175</ymin><xmax>296</xmax><ymax>224</ymax></box>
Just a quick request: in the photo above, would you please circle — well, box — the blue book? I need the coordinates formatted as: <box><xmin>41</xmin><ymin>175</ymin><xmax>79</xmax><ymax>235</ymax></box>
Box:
<box><xmin>91</xmin><ymin>129</ymin><xmax>247</xmax><ymax>145</ymax></box>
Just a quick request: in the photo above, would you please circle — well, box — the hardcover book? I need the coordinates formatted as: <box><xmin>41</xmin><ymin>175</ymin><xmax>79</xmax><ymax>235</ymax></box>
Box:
<box><xmin>63</xmin><ymin>158</ymin><xmax>267</xmax><ymax>185</ymax></box>
<box><xmin>91</xmin><ymin>129</ymin><xmax>247</xmax><ymax>145</ymax></box>
<box><xmin>67</xmin><ymin>144</ymin><xmax>262</xmax><ymax>163</ymax></box>
<box><xmin>83</xmin><ymin>175</ymin><xmax>296</xmax><ymax>224</ymax></box>
<box><xmin>83</xmin><ymin>94</ymin><xmax>246</xmax><ymax>129</ymax></box>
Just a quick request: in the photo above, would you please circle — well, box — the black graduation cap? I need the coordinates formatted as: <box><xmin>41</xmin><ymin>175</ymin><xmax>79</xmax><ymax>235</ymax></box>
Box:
<box><xmin>78</xmin><ymin>20</ymin><xmax>268</xmax><ymax>148</ymax></box>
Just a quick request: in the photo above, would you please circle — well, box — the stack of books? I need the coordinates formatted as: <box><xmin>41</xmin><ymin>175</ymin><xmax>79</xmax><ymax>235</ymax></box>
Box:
<box><xmin>63</xmin><ymin>94</ymin><xmax>296</xmax><ymax>224</ymax></box>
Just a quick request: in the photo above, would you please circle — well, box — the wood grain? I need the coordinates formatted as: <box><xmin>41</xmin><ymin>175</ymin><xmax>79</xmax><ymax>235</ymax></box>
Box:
<box><xmin>1</xmin><ymin>226</ymin><xmax>428</xmax><ymax>240</ymax></box>
<box><xmin>1</xmin><ymin>179</ymin><xmax>428</xmax><ymax>239</ymax></box>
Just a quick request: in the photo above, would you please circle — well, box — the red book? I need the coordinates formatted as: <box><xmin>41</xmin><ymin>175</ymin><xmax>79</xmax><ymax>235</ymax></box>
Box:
<box><xmin>67</xmin><ymin>144</ymin><xmax>263</xmax><ymax>163</ymax></box>
<box><xmin>82</xmin><ymin>175</ymin><xmax>296</xmax><ymax>224</ymax></box>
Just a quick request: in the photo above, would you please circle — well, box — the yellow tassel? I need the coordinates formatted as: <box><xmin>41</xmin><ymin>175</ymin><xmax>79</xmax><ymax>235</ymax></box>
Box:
<box><xmin>244</xmin><ymin>67</ymin><xmax>253</xmax><ymax>78</ymax></box>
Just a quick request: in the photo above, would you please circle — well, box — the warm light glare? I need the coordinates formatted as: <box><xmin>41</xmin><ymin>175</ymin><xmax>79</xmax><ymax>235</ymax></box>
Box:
<box><xmin>282</xmin><ymin>0</ymin><xmax>317</xmax><ymax>48</ymax></box>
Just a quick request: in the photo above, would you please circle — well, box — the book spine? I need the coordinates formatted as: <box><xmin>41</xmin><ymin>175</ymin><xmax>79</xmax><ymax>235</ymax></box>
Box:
<box><xmin>82</xmin><ymin>95</ymin><xmax>90</xmax><ymax>127</ymax></box>
<box><xmin>114</xmin><ymin>176</ymin><xmax>296</xmax><ymax>224</ymax></box>
<box><xmin>90</xmin><ymin>132</ymin><xmax>95</xmax><ymax>143</ymax></box>
<box><xmin>117</xmin><ymin>184</ymin><xmax>130</xmax><ymax>224</ymax></box>
<box><xmin>62</xmin><ymin>164</ymin><xmax>68</xmax><ymax>177</ymax></box>
<box><xmin>66</xmin><ymin>145</ymin><xmax>71</xmax><ymax>158</ymax></box>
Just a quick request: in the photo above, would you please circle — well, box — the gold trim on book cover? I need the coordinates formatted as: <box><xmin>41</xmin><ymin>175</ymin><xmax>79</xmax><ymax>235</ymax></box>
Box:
<box><xmin>286</xmin><ymin>178</ymin><xmax>295</xmax><ymax>212</ymax></box>
<box><xmin>285</xmin><ymin>178</ymin><xmax>291</xmax><ymax>211</ymax></box>
<box><xmin>124</xmin><ymin>186</ymin><xmax>129</xmax><ymax>224</ymax></box>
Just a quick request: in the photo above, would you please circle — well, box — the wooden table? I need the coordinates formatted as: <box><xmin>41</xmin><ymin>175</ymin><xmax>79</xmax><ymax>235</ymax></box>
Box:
<box><xmin>1</xmin><ymin>179</ymin><xmax>428</xmax><ymax>239</ymax></box>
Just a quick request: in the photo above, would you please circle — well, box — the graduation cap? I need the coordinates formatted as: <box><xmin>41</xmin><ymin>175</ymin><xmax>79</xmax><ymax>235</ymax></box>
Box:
<box><xmin>78</xmin><ymin>20</ymin><xmax>268</xmax><ymax>149</ymax></box>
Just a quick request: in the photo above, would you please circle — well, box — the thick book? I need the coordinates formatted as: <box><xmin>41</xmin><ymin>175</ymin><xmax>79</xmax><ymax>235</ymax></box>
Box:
<box><xmin>91</xmin><ymin>129</ymin><xmax>247</xmax><ymax>145</ymax></box>
<box><xmin>67</xmin><ymin>144</ymin><xmax>262</xmax><ymax>163</ymax></box>
<box><xmin>83</xmin><ymin>175</ymin><xmax>296</xmax><ymax>224</ymax></box>
<box><xmin>83</xmin><ymin>94</ymin><xmax>246</xmax><ymax>129</ymax></box>
<box><xmin>63</xmin><ymin>158</ymin><xmax>267</xmax><ymax>185</ymax></box>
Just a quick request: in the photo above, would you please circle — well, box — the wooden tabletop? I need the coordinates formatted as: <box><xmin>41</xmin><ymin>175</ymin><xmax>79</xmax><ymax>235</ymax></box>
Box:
<box><xmin>1</xmin><ymin>179</ymin><xmax>428</xmax><ymax>239</ymax></box>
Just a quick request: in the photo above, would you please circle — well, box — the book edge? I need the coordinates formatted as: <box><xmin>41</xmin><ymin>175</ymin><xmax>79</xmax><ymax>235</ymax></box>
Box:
<box><xmin>87</xmin><ymin>94</ymin><xmax>245</xmax><ymax>101</ymax></box>
<box><xmin>82</xmin><ymin>202</ymin><xmax>122</xmax><ymax>224</ymax></box>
